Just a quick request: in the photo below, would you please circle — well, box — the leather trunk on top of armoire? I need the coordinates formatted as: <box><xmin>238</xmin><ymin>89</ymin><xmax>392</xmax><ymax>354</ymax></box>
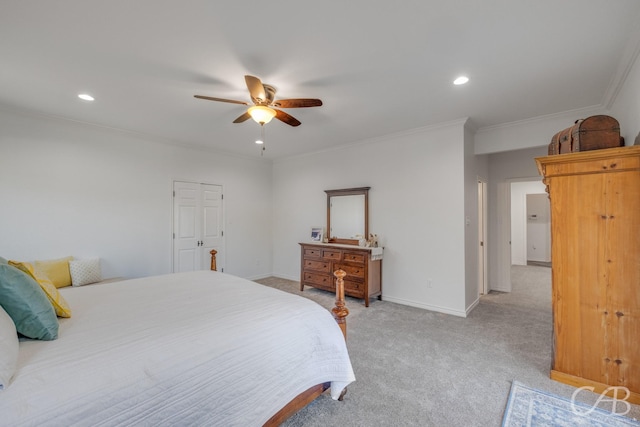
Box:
<box><xmin>536</xmin><ymin>146</ymin><xmax>640</xmax><ymax>404</ymax></box>
<box><xmin>548</xmin><ymin>115</ymin><xmax>623</xmax><ymax>155</ymax></box>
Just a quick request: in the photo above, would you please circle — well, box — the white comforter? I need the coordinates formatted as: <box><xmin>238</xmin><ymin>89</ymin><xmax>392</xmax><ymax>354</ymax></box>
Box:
<box><xmin>0</xmin><ymin>271</ymin><xmax>355</xmax><ymax>426</ymax></box>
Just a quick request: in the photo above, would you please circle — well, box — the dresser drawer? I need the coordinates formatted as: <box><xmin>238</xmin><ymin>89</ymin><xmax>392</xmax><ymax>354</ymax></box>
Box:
<box><xmin>303</xmin><ymin>259</ymin><xmax>331</xmax><ymax>273</ymax></box>
<box><xmin>304</xmin><ymin>248</ymin><xmax>322</xmax><ymax>258</ymax></box>
<box><xmin>343</xmin><ymin>252</ymin><xmax>365</xmax><ymax>264</ymax></box>
<box><xmin>344</xmin><ymin>279</ymin><xmax>364</xmax><ymax>298</ymax></box>
<box><xmin>323</xmin><ymin>250</ymin><xmax>342</xmax><ymax>261</ymax></box>
<box><xmin>303</xmin><ymin>272</ymin><xmax>334</xmax><ymax>290</ymax></box>
<box><xmin>335</xmin><ymin>263</ymin><xmax>365</xmax><ymax>279</ymax></box>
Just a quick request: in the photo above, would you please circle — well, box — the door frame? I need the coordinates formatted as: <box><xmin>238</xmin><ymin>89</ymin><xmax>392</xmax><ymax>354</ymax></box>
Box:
<box><xmin>478</xmin><ymin>178</ymin><xmax>488</xmax><ymax>295</ymax></box>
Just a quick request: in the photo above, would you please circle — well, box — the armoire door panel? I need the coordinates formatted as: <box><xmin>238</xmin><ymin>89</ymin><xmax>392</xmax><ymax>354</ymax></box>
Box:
<box><xmin>604</xmin><ymin>169</ymin><xmax>640</xmax><ymax>392</ymax></box>
<box><xmin>550</xmin><ymin>173</ymin><xmax>607</xmax><ymax>378</ymax></box>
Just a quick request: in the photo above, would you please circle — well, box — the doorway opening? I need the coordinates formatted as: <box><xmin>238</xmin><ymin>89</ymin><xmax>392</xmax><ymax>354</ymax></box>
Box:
<box><xmin>510</xmin><ymin>181</ymin><xmax>550</xmax><ymax>268</ymax></box>
<box><xmin>496</xmin><ymin>178</ymin><xmax>550</xmax><ymax>292</ymax></box>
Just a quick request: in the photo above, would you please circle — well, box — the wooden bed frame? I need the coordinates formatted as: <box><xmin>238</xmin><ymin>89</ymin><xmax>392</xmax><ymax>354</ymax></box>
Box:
<box><xmin>209</xmin><ymin>250</ymin><xmax>349</xmax><ymax>426</ymax></box>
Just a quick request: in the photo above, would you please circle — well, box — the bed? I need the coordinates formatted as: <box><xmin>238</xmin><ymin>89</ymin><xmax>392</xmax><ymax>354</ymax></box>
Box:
<box><xmin>0</xmin><ymin>254</ymin><xmax>354</xmax><ymax>426</ymax></box>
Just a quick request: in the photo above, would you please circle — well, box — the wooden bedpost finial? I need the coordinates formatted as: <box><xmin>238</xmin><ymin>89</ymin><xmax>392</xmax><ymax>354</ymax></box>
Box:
<box><xmin>210</xmin><ymin>249</ymin><xmax>217</xmax><ymax>271</ymax></box>
<box><xmin>332</xmin><ymin>269</ymin><xmax>349</xmax><ymax>341</ymax></box>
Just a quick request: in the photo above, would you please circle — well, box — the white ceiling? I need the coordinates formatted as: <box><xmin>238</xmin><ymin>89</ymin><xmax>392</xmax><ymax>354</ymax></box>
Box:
<box><xmin>1</xmin><ymin>1</ymin><xmax>639</xmax><ymax>159</ymax></box>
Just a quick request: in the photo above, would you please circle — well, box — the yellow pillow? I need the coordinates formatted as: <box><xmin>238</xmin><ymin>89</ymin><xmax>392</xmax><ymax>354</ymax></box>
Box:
<box><xmin>8</xmin><ymin>261</ymin><xmax>72</xmax><ymax>318</ymax></box>
<box><xmin>34</xmin><ymin>256</ymin><xmax>74</xmax><ymax>288</ymax></box>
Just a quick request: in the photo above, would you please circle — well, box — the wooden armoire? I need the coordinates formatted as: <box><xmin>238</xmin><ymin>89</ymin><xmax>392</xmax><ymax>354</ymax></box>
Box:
<box><xmin>536</xmin><ymin>146</ymin><xmax>640</xmax><ymax>404</ymax></box>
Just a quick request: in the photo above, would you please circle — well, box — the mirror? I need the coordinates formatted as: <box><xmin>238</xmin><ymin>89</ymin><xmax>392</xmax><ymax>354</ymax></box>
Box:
<box><xmin>325</xmin><ymin>187</ymin><xmax>370</xmax><ymax>245</ymax></box>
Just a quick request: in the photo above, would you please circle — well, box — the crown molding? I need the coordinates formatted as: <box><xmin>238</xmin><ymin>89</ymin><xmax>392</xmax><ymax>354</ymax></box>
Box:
<box><xmin>275</xmin><ymin>117</ymin><xmax>470</xmax><ymax>163</ymax></box>
<box><xmin>475</xmin><ymin>105</ymin><xmax>605</xmax><ymax>134</ymax></box>
<box><xmin>0</xmin><ymin>103</ymin><xmax>272</xmax><ymax>164</ymax></box>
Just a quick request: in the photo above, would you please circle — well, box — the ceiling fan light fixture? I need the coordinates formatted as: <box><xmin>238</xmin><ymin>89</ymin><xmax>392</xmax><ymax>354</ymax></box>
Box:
<box><xmin>248</xmin><ymin>105</ymin><xmax>276</xmax><ymax>124</ymax></box>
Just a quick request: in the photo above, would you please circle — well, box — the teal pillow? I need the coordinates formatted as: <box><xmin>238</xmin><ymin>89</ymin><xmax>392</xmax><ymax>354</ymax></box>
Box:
<box><xmin>0</xmin><ymin>264</ymin><xmax>58</xmax><ymax>340</ymax></box>
<box><xmin>0</xmin><ymin>257</ymin><xmax>7</xmax><ymax>265</ymax></box>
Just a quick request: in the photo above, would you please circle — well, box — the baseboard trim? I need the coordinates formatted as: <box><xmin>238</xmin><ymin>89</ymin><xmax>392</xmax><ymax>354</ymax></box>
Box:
<box><xmin>246</xmin><ymin>273</ymin><xmax>274</xmax><ymax>281</ymax></box>
<box><xmin>271</xmin><ymin>273</ymin><xmax>299</xmax><ymax>282</ymax></box>
<box><xmin>382</xmin><ymin>295</ymin><xmax>467</xmax><ymax>317</ymax></box>
<box><xmin>465</xmin><ymin>297</ymin><xmax>480</xmax><ymax>316</ymax></box>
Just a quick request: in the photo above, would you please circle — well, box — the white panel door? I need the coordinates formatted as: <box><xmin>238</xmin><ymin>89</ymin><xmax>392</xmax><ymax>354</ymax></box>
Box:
<box><xmin>173</xmin><ymin>181</ymin><xmax>224</xmax><ymax>272</ymax></box>
<box><xmin>174</xmin><ymin>182</ymin><xmax>200</xmax><ymax>272</ymax></box>
<box><xmin>201</xmin><ymin>184</ymin><xmax>224</xmax><ymax>271</ymax></box>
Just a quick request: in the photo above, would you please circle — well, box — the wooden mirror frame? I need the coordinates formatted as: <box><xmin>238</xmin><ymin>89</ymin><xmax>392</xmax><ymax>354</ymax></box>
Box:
<box><xmin>325</xmin><ymin>187</ymin><xmax>370</xmax><ymax>245</ymax></box>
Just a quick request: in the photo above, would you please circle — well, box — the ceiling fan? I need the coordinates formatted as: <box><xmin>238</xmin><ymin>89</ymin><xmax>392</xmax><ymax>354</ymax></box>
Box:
<box><xmin>194</xmin><ymin>75</ymin><xmax>322</xmax><ymax>127</ymax></box>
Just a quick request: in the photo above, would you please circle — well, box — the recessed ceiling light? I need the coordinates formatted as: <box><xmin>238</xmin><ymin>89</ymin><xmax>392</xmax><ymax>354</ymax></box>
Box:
<box><xmin>453</xmin><ymin>76</ymin><xmax>469</xmax><ymax>85</ymax></box>
<box><xmin>255</xmin><ymin>139</ymin><xmax>264</xmax><ymax>145</ymax></box>
<box><xmin>78</xmin><ymin>93</ymin><xmax>95</xmax><ymax>101</ymax></box>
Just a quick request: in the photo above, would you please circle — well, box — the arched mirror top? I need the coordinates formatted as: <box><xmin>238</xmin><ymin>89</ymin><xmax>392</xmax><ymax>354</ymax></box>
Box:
<box><xmin>326</xmin><ymin>187</ymin><xmax>369</xmax><ymax>245</ymax></box>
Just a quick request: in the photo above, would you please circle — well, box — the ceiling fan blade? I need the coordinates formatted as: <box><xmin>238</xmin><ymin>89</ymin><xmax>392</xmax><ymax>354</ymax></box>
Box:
<box><xmin>194</xmin><ymin>95</ymin><xmax>249</xmax><ymax>105</ymax></box>
<box><xmin>273</xmin><ymin>98</ymin><xmax>323</xmax><ymax>108</ymax></box>
<box><xmin>245</xmin><ymin>75</ymin><xmax>267</xmax><ymax>104</ymax></box>
<box><xmin>233</xmin><ymin>112</ymin><xmax>252</xmax><ymax>123</ymax></box>
<box><xmin>275</xmin><ymin>109</ymin><xmax>301</xmax><ymax>127</ymax></box>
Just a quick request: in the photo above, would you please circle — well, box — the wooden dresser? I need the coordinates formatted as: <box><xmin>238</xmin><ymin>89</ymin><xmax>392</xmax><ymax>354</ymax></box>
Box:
<box><xmin>536</xmin><ymin>146</ymin><xmax>640</xmax><ymax>404</ymax></box>
<box><xmin>299</xmin><ymin>242</ymin><xmax>382</xmax><ymax>307</ymax></box>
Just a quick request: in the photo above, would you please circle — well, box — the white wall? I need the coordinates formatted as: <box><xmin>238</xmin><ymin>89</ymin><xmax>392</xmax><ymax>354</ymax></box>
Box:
<box><xmin>0</xmin><ymin>108</ymin><xmax>273</xmax><ymax>280</ymax></box>
<box><xmin>463</xmin><ymin>122</ymin><xmax>480</xmax><ymax>311</ymax></box>
<box><xmin>273</xmin><ymin>120</ymin><xmax>471</xmax><ymax>316</ymax></box>
<box><xmin>610</xmin><ymin>44</ymin><xmax>640</xmax><ymax>145</ymax></box>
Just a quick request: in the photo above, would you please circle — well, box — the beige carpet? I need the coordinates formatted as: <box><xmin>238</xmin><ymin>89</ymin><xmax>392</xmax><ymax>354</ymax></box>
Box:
<box><xmin>255</xmin><ymin>266</ymin><xmax>640</xmax><ymax>426</ymax></box>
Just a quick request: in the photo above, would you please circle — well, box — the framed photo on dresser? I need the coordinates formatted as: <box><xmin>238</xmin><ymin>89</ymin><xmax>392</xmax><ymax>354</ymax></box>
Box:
<box><xmin>310</xmin><ymin>227</ymin><xmax>323</xmax><ymax>242</ymax></box>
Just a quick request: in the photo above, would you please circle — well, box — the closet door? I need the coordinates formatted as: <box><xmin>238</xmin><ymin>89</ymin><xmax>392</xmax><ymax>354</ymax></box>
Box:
<box><xmin>200</xmin><ymin>184</ymin><xmax>224</xmax><ymax>271</ymax></box>
<box><xmin>173</xmin><ymin>181</ymin><xmax>224</xmax><ymax>272</ymax></box>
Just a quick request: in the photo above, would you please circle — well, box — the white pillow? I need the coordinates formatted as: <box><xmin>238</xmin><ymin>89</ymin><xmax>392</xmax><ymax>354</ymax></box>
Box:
<box><xmin>69</xmin><ymin>258</ymin><xmax>102</xmax><ymax>286</ymax></box>
<box><xmin>0</xmin><ymin>305</ymin><xmax>19</xmax><ymax>390</ymax></box>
